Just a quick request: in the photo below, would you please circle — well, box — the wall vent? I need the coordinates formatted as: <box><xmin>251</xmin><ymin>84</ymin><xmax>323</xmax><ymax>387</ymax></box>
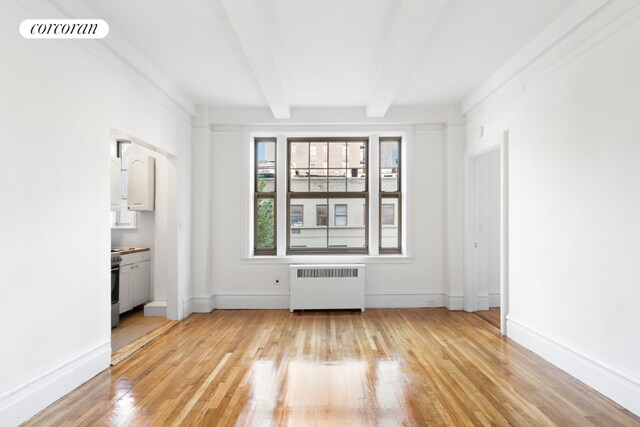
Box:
<box><xmin>296</xmin><ymin>268</ymin><xmax>359</xmax><ymax>279</ymax></box>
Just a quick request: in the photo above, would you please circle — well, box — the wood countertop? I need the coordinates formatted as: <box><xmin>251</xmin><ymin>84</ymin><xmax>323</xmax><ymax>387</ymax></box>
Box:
<box><xmin>112</xmin><ymin>247</ymin><xmax>150</xmax><ymax>255</ymax></box>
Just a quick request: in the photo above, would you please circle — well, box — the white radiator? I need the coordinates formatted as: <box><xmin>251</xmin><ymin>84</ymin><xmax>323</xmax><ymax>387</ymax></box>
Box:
<box><xmin>289</xmin><ymin>264</ymin><xmax>365</xmax><ymax>312</ymax></box>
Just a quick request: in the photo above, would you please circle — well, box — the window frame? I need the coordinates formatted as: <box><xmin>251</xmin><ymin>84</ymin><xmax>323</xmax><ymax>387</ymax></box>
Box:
<box><xmin>379</xmin><ymin>137</ymin><xmax>402</xmax><ymax>254</ymax></box>
<box><xmin>254</xmin><ymin>138</ymin><xmax>277</xmax><ymax>255</ymax></box>
<box><xmin>286</xmin><ymin>137</ymin><xmax>369</xmax><ymax>255</ymax></box>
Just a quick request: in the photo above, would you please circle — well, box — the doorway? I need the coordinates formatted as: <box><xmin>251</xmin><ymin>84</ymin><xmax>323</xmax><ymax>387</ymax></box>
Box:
<box><xmin>464</xmin><ymin>131</ymin><xmax>508</xmax><ymax>335</ymax></box>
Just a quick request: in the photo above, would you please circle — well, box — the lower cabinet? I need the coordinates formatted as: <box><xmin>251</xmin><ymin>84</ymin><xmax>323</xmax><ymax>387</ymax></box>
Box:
<box><xmin>118</xmin><ymin>251</ymin><xmax>151</xmax><ymax>314</ymax></box>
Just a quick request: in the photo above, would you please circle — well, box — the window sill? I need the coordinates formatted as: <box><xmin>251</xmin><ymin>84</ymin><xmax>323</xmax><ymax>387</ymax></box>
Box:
<box><xmin>241</xmin><ymin>254</ymin><xmax>414</xmax><ymax>264</ymax></box>
<box><xmin>111</xmin><ymin>225</ymin><xmax>138</xmax><ymax>230</ymax></box>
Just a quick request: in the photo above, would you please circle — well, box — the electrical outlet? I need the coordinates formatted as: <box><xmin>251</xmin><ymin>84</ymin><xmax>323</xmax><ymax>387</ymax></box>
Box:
<box><xmin>426</xmin><ymin>299</ymin><xmax>436</xmax><ymax>307</ymax></box>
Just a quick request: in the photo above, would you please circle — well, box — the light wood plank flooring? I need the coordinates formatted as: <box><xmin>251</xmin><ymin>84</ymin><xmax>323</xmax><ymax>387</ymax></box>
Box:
<box><xmin>26</xmin><ymin>309</ymin><xmax>640</xmax><ymax>426</ymax></box>
<box><xmin>111</xmin><ymin>307</ymin><xmax>172</xmax><ymax>354</ymax></box>
<box><xmin>475</xmin><ymin>307</ymin><xmax>501</xmax><ymax>329</ymax></box>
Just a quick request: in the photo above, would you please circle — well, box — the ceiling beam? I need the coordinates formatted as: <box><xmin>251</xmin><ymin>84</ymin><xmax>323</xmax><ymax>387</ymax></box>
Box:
<box><xmin>367</xmin><ymin>0</ymin><xmax>448</xmax><ymax>118</ymax></box>
<box><xmin>220</xmin><ymin>0</ymin><xmax>290</xmax><ymax>119</ymax></box>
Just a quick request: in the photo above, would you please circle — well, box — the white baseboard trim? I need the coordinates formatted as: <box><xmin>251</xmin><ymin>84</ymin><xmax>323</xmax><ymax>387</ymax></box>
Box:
<box><xmin>214</xmin><ymin>292</ymin><xmax>290</xmax><ymax>309</ymax></box>
<box><xmin>507</xmin><ymin>316</ymin><xmax>640</xmax><ymax>417</ymax></box>
<box><xmin>211</xmin><ymin>291</ymin><xmax>447</xmax><ymax>310</ymax></box>
<box><xmin>489</xmin><ymin>293</ymin><xmax>500</xmax><ymax>307</ymax></box>
<box><xmin>477</xmin><ymin>295</ymin><xmax>490</xmax><ymax>311</ymax></box>
<box><xmin>366</xmin><ymin>291</ymin><xmax>443</xmax><ymax>308</ymax></box>
<box><xmin>187</xmin><ymin>295</ymin><xmax>215</xmax><ymax>313</ymax></box>
<box><xmin>0</xmin><ymin>340</ymin><xmax>111</xmax><ymax>427</ymax></box>
<box><xmin>445</xmin><ymin>294</ymin><xmax>464</xmax><ymax>311</ymax></box>
<box><xmin>143</xmin><ymin>301</ymin><xmax>167</xmax><ymax>317</ymax></box>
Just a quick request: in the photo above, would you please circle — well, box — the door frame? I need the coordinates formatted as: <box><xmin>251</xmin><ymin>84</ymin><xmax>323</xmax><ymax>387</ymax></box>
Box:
<box><xmin>464</xmin><ymin>131</ymin><xmax>509</xmax><ymax>335</ymax></box>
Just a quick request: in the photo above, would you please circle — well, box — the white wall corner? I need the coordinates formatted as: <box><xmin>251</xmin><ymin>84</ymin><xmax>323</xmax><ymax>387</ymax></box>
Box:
<box><xmin>489</xmin><ymin>293</ymin><xmax>500</xmax><ymax>307</ymax></box>
<box><xmin>0</xmin><ymin>341</ymin><xmax>110</xmax><ymax>427</ymax></box>
<box><xmin>189</xmin><ymin>295</ymin><xmax>216</xmax><ymax>313</ymax></box>
<box><xmin>476</xmin><ymin>295</ymin><xmax>490</xmax><ymax>311</ymax></box>
<box><xmin>444</xmin><ymin>294</ymin><xmax>464</xmax><ymax>311</ymax></box>
<box><xmin>444</xmin><ymin>105</ymin><xmax>466</xmax><ymax>309</ymax></box>
<box><xmin>507</xmin><ymin>316</ymin><xmax>640</xmax><ymax>417</ymax></box>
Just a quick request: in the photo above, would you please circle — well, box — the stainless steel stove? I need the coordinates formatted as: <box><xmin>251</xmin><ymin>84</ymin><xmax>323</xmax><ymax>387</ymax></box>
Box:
<box><xmin>111</xmin><ymin>252</ymin><xmax>122</xmax><ymax>327</ymax></box>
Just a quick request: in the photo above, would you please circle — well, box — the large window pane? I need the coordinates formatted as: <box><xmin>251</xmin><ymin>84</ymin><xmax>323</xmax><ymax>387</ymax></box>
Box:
<box><xmin>328</xmin><ymin>198</ymin><xmax>366</xmax><ymax>249</ymax></box>
<box><xmin>287</xmin><ymin>138</ymin><xmax>368</xmax><ymax>253</ymax></box>
<box><xmin>289</xmin><ymin>198</ymin><xmax>327</xmax><ymax>249</ymax></box>
<box><xmin>255</xmin><ymin>138</ymin><xmax>276</xmax><ymax>254</ymax></box>
<box><xmin>256</xmin><ymin>198</ymin><xmax>275</xmax><ymax>249</ymax></box>
<box><xmin>380</xmin><ymin>139</ymin><xmax>399</xmax><ymax>192</ymax></box>
<box><xmin>380</xmin><ymin>197</ymin><xmax>399</xmax><ymax>249</ymax></box>
<box><xmin>256</xmin><ymin>140</ymin><xmax>276</xmax><ymax>192</ymax></box>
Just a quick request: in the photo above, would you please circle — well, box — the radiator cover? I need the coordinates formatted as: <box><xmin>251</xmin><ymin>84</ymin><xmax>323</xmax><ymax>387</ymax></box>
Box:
<box><xmin>289</xmin><ymin>264</ymin><xmax>365</xmax><ymax>312</ymax></box>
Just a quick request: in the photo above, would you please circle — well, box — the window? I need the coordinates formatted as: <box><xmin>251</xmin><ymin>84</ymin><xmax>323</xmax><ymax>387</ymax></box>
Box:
<box><xmin>291</xmin><ymin>205</ymin><xmax>303</xmax><ymax>227</ymax></box>
<box><xmin>111</xmin><ymin>141</ymin><xmax>137</xmax><ymax>228</ymax></box>
<box><xmin>254</xmin><ymin>139</ymin><xmax>276</xmax><ymax>255</ymax></box>
<box><xmin>382</xmin><ymin>204</ymin><xmax>395</xmax><ymax>225</ymax></box>
<box><xmin>316</xmin><ymin>204</ymin><xmax>327</xmax><ymax>226</ymax></box>
<box><xmin>334</xmin><ymin>204</ymin><xmax>347</xmax><ymax>226</ymax></box>
<box><xmin>288</xmin><ymin>138</ymin><xmax>368</xmax><ymax>254</ymax></box>
<box><xmin>380</xmin><ymin>138</ymin><xmax>401</xmax><ymax>253</ymax></box>
<box><xmin>252</xmin><ymin>134</ymin><xmax>403</xmax><ymax>256</ymax></box>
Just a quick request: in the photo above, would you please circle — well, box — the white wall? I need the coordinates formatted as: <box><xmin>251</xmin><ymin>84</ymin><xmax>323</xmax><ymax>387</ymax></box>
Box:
<box><xmin>465</xmin><ymin>7</ymin><xmax>640</xmax><ymax>415</ymax></box>
<box><xmin>0</xmin><ymin>2</ymin><xmax>191</xmax><ymax>424</ymax></box>
<box><xmin>475</xmin><ymin>149</ymin><xmax>501</xmax><ymax>308</ymax></box>
<box><xmin>189</xmin><ymin>110</ymin><xmax>451</xmax><ymax>310</ymax></box>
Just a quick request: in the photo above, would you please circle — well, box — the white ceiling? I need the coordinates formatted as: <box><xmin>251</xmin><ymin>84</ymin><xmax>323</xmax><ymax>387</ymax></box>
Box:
<box><xmin>84</xmin><ymin>0</ymin><xmax>577</xmax><ymax>116</ymax></box>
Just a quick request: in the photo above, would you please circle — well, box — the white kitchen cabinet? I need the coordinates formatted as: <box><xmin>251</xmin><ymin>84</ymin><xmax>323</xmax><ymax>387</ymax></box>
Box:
<box><xmin>127</xmin><ymin>155</ymin><xmax>155</xmax><ymax>211</ymax></box>
<box><xmin>132</xmin><ymin>260</ymin><xmax>150</xmax><ymax>307</ymax></box>
<box><xmin>110</xmin><ymin>156</ymin><xmax>121</xmax><ymax>211</ymax></box>
<box><xmin>119</xmin><ymin>265</ymin><xmax>133</xmax><ymax>313</ymax></box>
<box><xmin>119</xmin><ymin>251</ymin><xmax>151</xmax><ymax>313</ymax></box>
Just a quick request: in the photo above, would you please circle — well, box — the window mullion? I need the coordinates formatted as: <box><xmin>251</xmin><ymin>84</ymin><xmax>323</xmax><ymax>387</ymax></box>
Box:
<box><xmin>276</xmin><ymin>135</ymin><xmax>287</xmax><ymax>256</ymax></box>
<box><xmin>370</xmin><ymin>136</ymin><xmax>380</xmax><ymax>256</ymax></box>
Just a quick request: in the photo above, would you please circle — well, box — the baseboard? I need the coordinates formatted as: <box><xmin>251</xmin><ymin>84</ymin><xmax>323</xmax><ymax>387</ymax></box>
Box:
<box><xmin>187</xmin><ymin>295</ymin><xmax>215</xmax><ymax>313</ymax></box>
<box><xmin>365</xmin><ymin>291</ymin><xmax>443</xmax><ymax>308</ymax></box>
<box><xmin>489</xmin><ymin>293</ymin><xmax>500</xmax><ymax>307</ymax></box>
<box><xmin>507</xmin><ymin>315</ymin><xmax>640</xmax><ymax>417</ymax></box>
<box><xmin>445</xmin><ymin>294</ymin><xmax>464</xmax><ymax>311</ymax></box>
<box><xmin>0</xmin><ymin>340</ymin><xmax>111</xmax><ymax>427</ymax></box>
<box><xmin>477</xmin><ymin>295</ymin><xmax>490</xmax><ymax>311</ymax></box>
<box><xmin>143</xmin><ymin>301</ymin><xmax>167</xmax><ymax>317</ymax></box>
<box><xmin>214</xmin><ymin>292</ymin><xmax>289</xmax><ymax>309</ymax></box>
<box><xmin>211</xmin><ymin>291</ymin><xmax>446</xmax><ymax>309</ymax></box>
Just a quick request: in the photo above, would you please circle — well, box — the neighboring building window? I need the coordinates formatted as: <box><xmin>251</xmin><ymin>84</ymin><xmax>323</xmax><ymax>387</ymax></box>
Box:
<box><xmin>288</xmin><ymin>138</ymin><xmax>368</xmax><ymax>253</ymax></box>
<box><xmin>382</xmin><ymin>204</ymin><xmax>395</xmax><ymax>225</ymax></box>
<box><xmin>334</xmin><ymin>204</ymin><xmax>347</xmax><ymax>226</ymax></box>
<box><xmin>316</xmin><ymin>204</ymin><xmax>327</xmax><ymax>226</ymax></box>
<box><xmin>291</xmin><ymin>205</ymin><xmax>304</xmax><ymax>227</ymax></box>
<box><xmin>111</xmin><ymin>140</ymin><xmax>137</xmax><ymax>228</ymax></box>
<box><xmin>380</xmin><ymin>138</ymin><xmax>401</xmax><ymax>253</ymax></box>
<box><xmin>254</xmin><ymin>139</ymin><xmax>276</xmax><ymax>255</ymax></box>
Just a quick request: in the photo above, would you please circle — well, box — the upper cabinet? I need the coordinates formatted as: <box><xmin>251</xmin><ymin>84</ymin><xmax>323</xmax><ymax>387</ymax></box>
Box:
<box><xmin>110</xmin><ymin>156</ymin><xmax>121</xmax><ymax>211</ymax></box>
<box><xmin>128</xmin><ymin>155</ymin><xmax>155</xmax><ymax>211</ymax></box>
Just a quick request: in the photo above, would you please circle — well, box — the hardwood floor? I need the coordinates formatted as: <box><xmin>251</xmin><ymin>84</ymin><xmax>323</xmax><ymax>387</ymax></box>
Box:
<box><xmin>111</xmin><ymin>307</ymin><xmax>172</xmax><ymax>353</ymax></box>
<box><xmin>26</xmin><ymin>309</ymin><xmax>639</xmax><ymax>426</ymax></box>
<box><xmin>475</xmin><ymin>307</ymin><xmax>501</xmax><ymax>329</ymax></box>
